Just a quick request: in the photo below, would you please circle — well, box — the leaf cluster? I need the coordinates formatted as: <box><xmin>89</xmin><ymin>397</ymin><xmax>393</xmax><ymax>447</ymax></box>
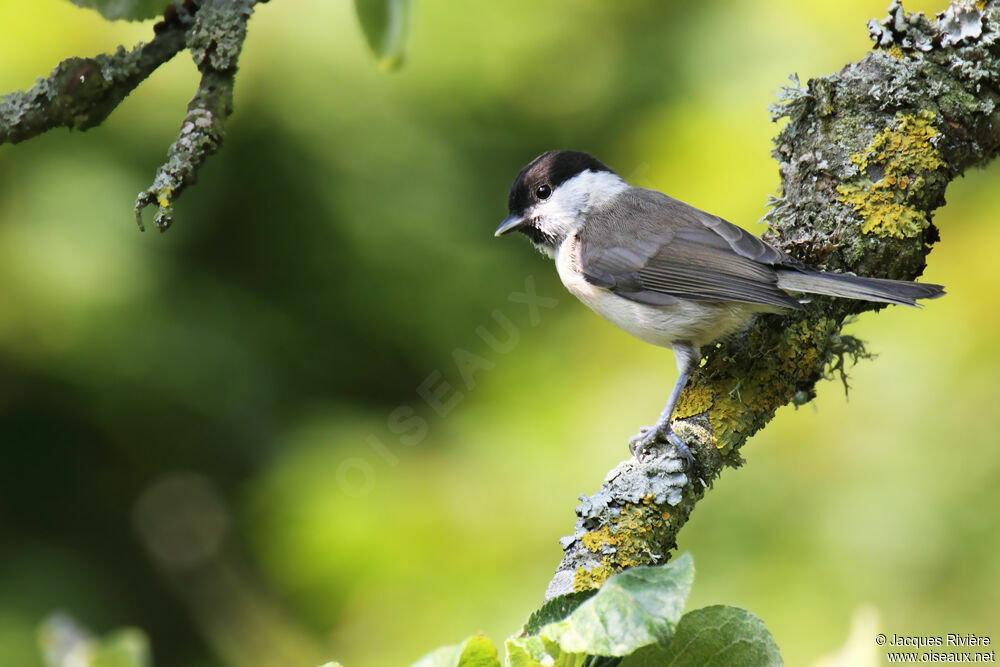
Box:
<box><xmin>403</xmin><ymin>555</ymin><xmax>781</xmax><ymax>667</ymax></box>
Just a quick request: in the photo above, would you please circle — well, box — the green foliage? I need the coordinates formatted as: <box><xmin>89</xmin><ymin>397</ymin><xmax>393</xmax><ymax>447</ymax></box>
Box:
<box><xmin>521</xmin><ymin>591</ymin><xmax>596</xmax><ymax>636</ymax></box>
<box><xmin>65</xmin><ymin>0</ymin><xmax>167</xmax><ymax>21</ymax></box>
<box><xmin>506</xmin><ymin>555</ymin><xmax>693</xmax><ymax>665</ymax></box>
<box><xmin>410</xmin><ymin>554</ymin><xmax>779</xmax><ymax>667</ymax></box>
<box><xmin>540</xmin><ymin>555</ymin><xmax>694</xmax><ymax>656</ymax></box>
<box><xmin>316</xmin><ymin>554</ymin><xmax>778</xmax><ymax>666</ymax></box>
<box><xmin>620</xmin><ymin>606</ymin><xmax>782</xmax><ymax>666</ymax></box>
<box><xmin>353</xmin><ymin>0</ymin><xmax>413</xmax><ymax>71</ymax></box>
<box><xmin>409</xmin><ymin>635</ymin><xmax>501</xmax><ymax>667</ymax></box>
<box><xmin>505</xmin><ymin>637</ymin><xmax>587</xmax><ymax>667</ymax></box>
<box><xmin>39</xmin><ymin>558</ymin><xmax>779</xmax><ymax>667</ymax></box>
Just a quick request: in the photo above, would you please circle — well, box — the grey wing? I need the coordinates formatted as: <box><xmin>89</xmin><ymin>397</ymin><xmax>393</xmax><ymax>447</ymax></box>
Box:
<box><xmin>579</xmin><ymin>188</ymin><xmax>803</xmax><ymax>309</ymax></box>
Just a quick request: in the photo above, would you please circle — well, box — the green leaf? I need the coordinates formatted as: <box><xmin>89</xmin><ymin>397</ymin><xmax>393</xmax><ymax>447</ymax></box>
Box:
<box><xmin>353</xmin><ymin>0</ymin><xmax>413</xmax><ymax>71</ymax></box>
<box><xmin>522</xmin><ymin>590</ymin><xmax>596</xmax><ymax>636</ymax></box>
<box><xmin>408</xmin><ymin>634</ymin><xmax>500</xmax><ymax>667</ymax></box>
<box><xmin>541</xmin><ymin>554</ymin><xmax>694</xmax><ymax>657</ymax></box>
<box><xmin>66</xmin><ymin>0</ymin><xmax>169</xmax><ymax>22</ymax></box>
<box><xmin>620</xmin><ymin>606</ymin><xmax>782</xmax><ymax>667</ymax></box>
<box><xmin>617</xmin><ymin>644</ymin><xmax>674</xmax><ymax>667</ymax></box>
<box><xmin>504</xmin><ymin>636</ymin><xmax>589</xmax><ymax>667</ymax></box>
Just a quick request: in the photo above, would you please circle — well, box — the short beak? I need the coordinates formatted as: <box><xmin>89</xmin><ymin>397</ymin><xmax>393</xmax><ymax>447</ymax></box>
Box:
<box><xmin>494</xmin><ymin>215</ymin><xmax>525</xmax><ymax>237</ymax></box>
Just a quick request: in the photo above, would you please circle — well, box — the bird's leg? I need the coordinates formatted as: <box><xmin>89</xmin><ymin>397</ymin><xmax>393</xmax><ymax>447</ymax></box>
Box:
<box><xmin>629</xmin><ymin>342</ymin><xmax>699</xmax><ymax>466</ymax></box>
<box><xmin>629</xmin><ymin>371</ymin><xmax>692</xmax><ymax>464</ymax></box>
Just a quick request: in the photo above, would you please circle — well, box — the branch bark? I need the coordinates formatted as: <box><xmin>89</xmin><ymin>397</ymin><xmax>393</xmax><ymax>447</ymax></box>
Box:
<box><xmin>0</xmin><ymin>0</ymin><xmax>266</xmax><ymax>232</ymax></box>
<box><xmin>134</xmin><ymin>0</ymin><xmax>257</xmax><ymax>231</ymax></box>
<box><xmin>547</xmin><ymin>0</ymin><xmax>1000</xmax><ymax>598</ymax></box>
<box><xmin>0</xmin><ymin>15</ymin><xmax>190</xmax><ymax>145</ymax></box>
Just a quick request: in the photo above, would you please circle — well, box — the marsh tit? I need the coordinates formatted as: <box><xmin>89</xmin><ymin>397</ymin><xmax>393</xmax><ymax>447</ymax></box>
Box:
<box><xmin>495</xmin><ymin>150</ymin><xmax>944</xmax><ymax>466</ymax></box>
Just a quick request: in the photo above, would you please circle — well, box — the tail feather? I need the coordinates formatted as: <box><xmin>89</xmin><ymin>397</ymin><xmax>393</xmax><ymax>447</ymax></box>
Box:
<box><xmin>776</xmin><ymin>269</ymin><xmax>945</xmax><ymax>307</ymax></box>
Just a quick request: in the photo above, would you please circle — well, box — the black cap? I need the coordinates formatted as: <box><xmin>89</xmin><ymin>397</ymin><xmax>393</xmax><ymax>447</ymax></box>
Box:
<box><xmin>507</xmin><ymin>150</ymin><xmax>615</xmax><ymax>217</ymax></box>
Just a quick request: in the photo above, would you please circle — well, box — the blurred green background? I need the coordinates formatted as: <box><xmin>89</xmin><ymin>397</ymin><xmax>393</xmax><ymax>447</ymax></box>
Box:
<box><xmin>1</xmin><ymin>0</ymin><xmax>997</xmax><ymax>665</ymax></box>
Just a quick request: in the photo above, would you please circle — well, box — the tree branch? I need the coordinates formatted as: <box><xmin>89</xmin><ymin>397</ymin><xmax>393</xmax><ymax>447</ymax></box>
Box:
<box><xmin>0</xmin><ymin>0</ymin><xmax>267</xmax><ymax>232</ymax></box>
<box><xmin>0</xmin><ymin>10</ymin><xmax>191</xmax><ymax>144</ymax></box>
<box><xmin>547</xmin><ymin>0</ymin><xmax>1000</xmax><ymax>599</ymax></box>
<box><xmin>134</xmin><ymin>0</ymin><xmax>257</xmax><ymax>231</ymax></box>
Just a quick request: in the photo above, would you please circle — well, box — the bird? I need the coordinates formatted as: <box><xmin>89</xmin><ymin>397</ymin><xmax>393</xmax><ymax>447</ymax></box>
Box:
<box><xmin>494</xmin><ymin>150</ymin><xmax>944</xmax><ymax>466</ymax></box>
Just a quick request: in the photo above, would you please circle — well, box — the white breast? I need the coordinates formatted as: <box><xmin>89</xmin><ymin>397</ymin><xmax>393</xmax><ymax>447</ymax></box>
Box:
<box><xmin>554</xmin><ymin>233</ymin><xmax>760</xmax><ymax>349</ymax></box>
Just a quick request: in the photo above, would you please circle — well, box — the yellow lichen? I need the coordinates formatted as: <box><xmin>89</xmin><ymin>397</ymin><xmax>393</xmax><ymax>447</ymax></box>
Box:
<box><xmin>581</xmin><ymin>526</ymin><xmax>615</xmax><ymax>552</ymax></box>
<box><xmin>673</xmin><ymin>383</ymin><xmax>714</xmax><ymax>419</ymax></box>
<box><xmin>574</xmin><ymin>319</ymin><xmax>858</xmax><ymax>589</ymax></box>
<box><xmin>573</xmin><ymin>562</ymin><xmax>612</xmax><ymax>591</ymax></box>
<box><xmin>887</xmin><ymin>44</ymin><xmax>905</xmax><ymax>60</ymax></box>
<box><xmin>670</xmin><ymin>316</ymin><xmax>840</xmax><ymax>453</ymax></box>
<box><xmin>836</xmin><ymin>110</ymin><xmax>945</xmax><ymax>239</ymax></box>
<box><xmin>155</xmin><ymin>187</ymin><xmax>174</xmax><ymax>209</ymax></box>
<box><xmin>578</xmin><ymin>502</ymin><xmax>674</xmax><ymax>581</ymax></box>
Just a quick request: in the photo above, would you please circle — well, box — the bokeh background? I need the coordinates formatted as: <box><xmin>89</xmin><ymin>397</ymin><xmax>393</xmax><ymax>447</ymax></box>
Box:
<box><xmin>1</xmin><ymin>0</ymin><xmax>997</xmax><ymax>665</ymax></box>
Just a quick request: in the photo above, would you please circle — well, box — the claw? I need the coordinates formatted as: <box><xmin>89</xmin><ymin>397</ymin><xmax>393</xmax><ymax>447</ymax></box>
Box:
<box><xmin>628</xmin><ymin>424</ymin><xmax>694</xmax><ymax>468</ymax></box>
<box><xmin>628</xmin><ymin>427</ymin><xmax>659</xmax><ymax>460</ymax></box>
<box><xmin>665</xmin><ymin>430</ymin><xmax>695</xmax><ymax>469</ymax></box>
<box><xmin>627</xmin><ymin>426</ymin><xmax>654</xmax><ymax>456</ymax></box>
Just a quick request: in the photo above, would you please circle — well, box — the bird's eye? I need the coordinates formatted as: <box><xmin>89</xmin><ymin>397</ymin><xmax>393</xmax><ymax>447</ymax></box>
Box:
<box><xmin>536</xmin><ymin>184</ymin><xmax>551</xmax><ymax>200</ymax></box>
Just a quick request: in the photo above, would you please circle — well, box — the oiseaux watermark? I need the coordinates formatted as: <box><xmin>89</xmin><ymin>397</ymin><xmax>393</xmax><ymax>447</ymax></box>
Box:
<box><xmin>335</xmin><ymin>275</ymin><xmax>558</xmax><ymax>496</ymax></box>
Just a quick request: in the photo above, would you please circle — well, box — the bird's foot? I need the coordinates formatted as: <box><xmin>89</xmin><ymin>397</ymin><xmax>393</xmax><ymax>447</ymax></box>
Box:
<box><xmin>628</xmin><ymin>424</ymin><xmax>695</xmax><ymax>468</ymax></box>
<box><xmin>627</xmin><ymin>426</ymin><xmax>653</xmax><ymax>457</ymax></box>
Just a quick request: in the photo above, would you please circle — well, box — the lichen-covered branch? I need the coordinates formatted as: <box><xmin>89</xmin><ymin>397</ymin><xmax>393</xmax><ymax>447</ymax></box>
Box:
<box><xmin>0</xmin><ymin>10</ymin><xmax>192</xmax><ymax>144</ymax></box>
<box><xmin>134</xmin><ymin>0</ymin><xmax>258</xmax><ymax>231</ymax></box>
<box><xmin>0</xmin><ymin>0</ymin><xmax>266</xmax><ymax>231</ymax></box>
<box><xmin>133</xmin><ymin>66</ymin><xmax>234</xmax><ymax>232</ymax></box>
<box><xmin>548</xmin><ymin>0</ymin><xmax>1000</xmax><ymax>598</ymax></box>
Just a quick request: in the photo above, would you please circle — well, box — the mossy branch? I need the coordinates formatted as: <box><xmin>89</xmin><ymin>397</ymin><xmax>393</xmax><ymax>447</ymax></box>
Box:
<box><xmin>548</xmin><ymin>0</ymin><xmax>1000</xmax><ymax>598</ymax></box>
<box><xmin>0</xmin><ymin>0</ymin><xmax>266</xmax><ymax>232</ymax></box>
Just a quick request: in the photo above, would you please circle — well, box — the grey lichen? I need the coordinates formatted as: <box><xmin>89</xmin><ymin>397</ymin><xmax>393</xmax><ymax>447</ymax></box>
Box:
<box><xmin>134</xmin><ymin>68</ymin><xmax>234</xmax><ymax>231</ymax></box>
<box><xmin>0</xmin><ymin>21</ymin><xmax>188</xmax><ymax>144</ymax></box>
<box><xmin>768</xmin><ymin>74</ymin><xmax>812</xmax><ymax>123</ymax></box>
<box><xmin>187</xmin><ymin>0</ymin><xmax>257</xmax><ymax>71</ymax></box>
<box><xmin>870</xmin><ymin>0</ymin><xmax>993</xmax><ymax>52</ymax></box>
<box><xmin>550</xmin><ymin>0</ymin><xmax>1000</xmax><ymax>597</ymax></box>
<box><xmin>0</xmin><ymin>0</ymin><xmax>266</xmax><ymax>231</ymax></box>
<box><xmin>547</xmin><ymin>447</ymin><xmax>695</xmax><ymax>598</ymax></box>
<box><xmin>938</xmin><ymin>2</ymin><xmax>986</xmax><ymax>46</ymax></box>
<box><xmin>134</xmin><ymin>0</ymin><xmax>260</xmax><ymax>231</ymax></box>
<box><xmin>869</xmin><ymin>0</ymin><xmax>937</xmax><ymax>51</ymax></box>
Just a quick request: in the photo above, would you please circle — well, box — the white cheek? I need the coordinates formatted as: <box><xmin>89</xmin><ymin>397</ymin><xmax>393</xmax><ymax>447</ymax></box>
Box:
<box><xmin>530</xmin><ymin>170</ymin><xmax>627</xmax><ymax>240</ymax></box>
<box><xmin>529</xmin><ymin>194</ymin><xmax>582</xmax><ymax>239</ymax></box>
